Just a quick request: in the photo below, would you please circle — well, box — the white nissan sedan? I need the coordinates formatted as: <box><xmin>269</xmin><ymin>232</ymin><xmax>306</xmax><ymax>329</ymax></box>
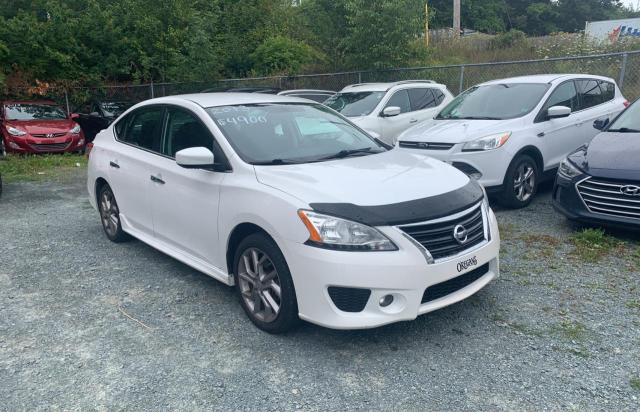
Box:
<box><xmin>87</xmin><ymin>93</ymin><xmax>500</xmax><ymax>333</ymax></box>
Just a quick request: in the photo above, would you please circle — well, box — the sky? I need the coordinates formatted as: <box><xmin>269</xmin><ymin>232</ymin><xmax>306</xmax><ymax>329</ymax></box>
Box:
<box><xmin>621</xmin><ymin>0</ymin><xmax>638</xmax><ymax>11</ymax></box>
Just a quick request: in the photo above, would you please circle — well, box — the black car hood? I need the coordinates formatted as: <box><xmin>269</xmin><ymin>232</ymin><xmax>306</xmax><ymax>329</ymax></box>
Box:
<box><xmin>578</xmin><ymin>132</ymin><xmax>640</xmax><ymax>180</ymax></box>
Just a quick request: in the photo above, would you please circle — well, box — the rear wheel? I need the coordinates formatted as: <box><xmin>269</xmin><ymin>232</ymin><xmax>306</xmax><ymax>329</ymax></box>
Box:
<box><xmin>233</xmin><ymin>233</ymin><xmax>300</xmax><ymax>333</ymax></box>
<box><xmin>499</xmin><ymin>154</ymin><xmax>539</xmax><ymax>209</ymax></box>
<box><xmin>98</xmin><ymin>184</ymin><xmax>130</xmax><ymax>243</ymax></box>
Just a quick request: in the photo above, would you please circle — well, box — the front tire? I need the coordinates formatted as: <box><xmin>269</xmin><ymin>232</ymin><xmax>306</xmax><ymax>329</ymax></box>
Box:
<box><xmin>233</xmin><ymin>233</ymin><xmax>300</xmax><ymax>333</ymax></box>
<box><xmin>98</xmin><ymin>184</ymin><xmax>130</xmax><ymax>243</ymax></box>
<box><xmin>499</xmin><ymin>154</ymin><xmax>539</xmax><ymax>209</ymax></box>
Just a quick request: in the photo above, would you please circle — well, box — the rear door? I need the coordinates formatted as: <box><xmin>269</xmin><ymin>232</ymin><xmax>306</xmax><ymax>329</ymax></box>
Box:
<box><xmin>407</xmin><ymin>88</ymin><xmax>442</xmax><ymax>124</ymax></box>
<box><xmin>108</xmin><ymin>105</ymin><xmax>165</xmax><ymax>237</ymax></box>
<box><xmin>148</xmin><ymin>106</ymin><xmax>228</xmax><ymax>268</ymax></box>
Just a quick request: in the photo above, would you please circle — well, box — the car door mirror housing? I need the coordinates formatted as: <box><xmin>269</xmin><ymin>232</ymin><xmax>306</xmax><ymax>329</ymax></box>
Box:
<box><xmin>381</xmin><ymin>106</ymin><xmax>401</xmax><ymax>117</ymax></box>
<box><xmin>593</xmin><ymin>118</ymin><xmax>610</xmax><ymax>130</ymax></box>
<box><xmin>176</xmin><ymin>147</ymin><xmax>216</xmax><ymax>170</ymax></box>
<box><xmin>547</xmin><ymin>106</ymin><xmax>571</xmax><ymax>119</ymax></box>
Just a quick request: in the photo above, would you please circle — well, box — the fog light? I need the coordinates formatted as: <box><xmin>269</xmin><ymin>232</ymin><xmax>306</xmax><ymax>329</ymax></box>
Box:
<box><xmin>379</xmin><ymin>294</ymin><xmax>394</xmax><ymax>307</ymax></box>
<box><xmin>8</xmin><ymin>141</ymin><xmax>20</xmax><ymax>149</ymax></box>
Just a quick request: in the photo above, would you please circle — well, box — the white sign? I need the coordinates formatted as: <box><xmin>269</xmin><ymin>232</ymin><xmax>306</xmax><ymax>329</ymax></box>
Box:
<box><xmin>586</xmin><ymin>18</ymin><xmax>640</xmax><ymax>43</ymax></box>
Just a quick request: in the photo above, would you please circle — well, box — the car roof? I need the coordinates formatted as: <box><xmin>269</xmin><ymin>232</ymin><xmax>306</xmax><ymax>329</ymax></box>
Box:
<box><xmin>341</xmin><ymin>80</ymin><xmax>446</xmax><ymax>92</ymax></box>
<box><xmin>479</xmin><ymin>74</ymin><xmax>616</xmax><ymax>86</ymax></box>
<box><xmin>142</xmin><ymin>92</ymin><xmax>318</xmax><ymax>108</ymax></box>
<box><xmin>278</xmin><ymin>89</ymin><xmax>335</xmax><ymax>95</ymax></box>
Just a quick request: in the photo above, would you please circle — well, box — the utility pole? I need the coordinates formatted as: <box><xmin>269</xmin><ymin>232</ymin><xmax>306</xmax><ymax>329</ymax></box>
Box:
<box><xmin>453</xmin><ymin>0</ymin><xmax>461</xmax><ymax>38</ymax></box>
<box><xmin>425</xmin><ymin>1</ymin><xmax>429</xmax><ymax>47</ymax></box>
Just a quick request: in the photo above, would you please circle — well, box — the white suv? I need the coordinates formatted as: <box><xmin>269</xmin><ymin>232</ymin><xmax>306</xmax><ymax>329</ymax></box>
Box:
<box><xmin>397</xmin><ymin>74</ymin><xmax>628</xmax><ymax>208</ymax></box>
<box><xmin>324</xmin><ymin>81</ymin><xmax>454</xmax><ymax>145</ymax></box>
<box><xmin>87</xmin><ymin>93</ymin><xmax>500</xmax><ymax>333</ymax></box>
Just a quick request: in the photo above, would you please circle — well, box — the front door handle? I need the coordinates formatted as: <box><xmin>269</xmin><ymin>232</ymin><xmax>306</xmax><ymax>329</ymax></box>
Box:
<box><xmin>410</xmin><ymin>119</ymin><xmax>418</xmax><ymax>123</ymax></box>
<box><xmin>109</xmin><ymin>161</ymin><xmax>120</xmax><ymax>169</ymax></box>
<box><xmin>150</xmin><ymin>175</ymin><xmax>165</xmax><ymax>185</ymax></box>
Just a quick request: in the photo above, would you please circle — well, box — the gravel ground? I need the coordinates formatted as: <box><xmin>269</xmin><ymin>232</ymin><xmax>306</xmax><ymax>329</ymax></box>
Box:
<box><xmin>1</xmin><ymin>170</ymin><xmax>639</xmax><ymax>411</ymax></box>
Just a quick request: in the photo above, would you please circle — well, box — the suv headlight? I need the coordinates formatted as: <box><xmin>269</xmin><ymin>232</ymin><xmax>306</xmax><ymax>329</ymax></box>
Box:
<box><xmin>70</xmin><ymin>124</ymin><xmax>81</xmax><ymax>134</ymax></box>
<box><xmin>558</xmin><ymin>157</ymin><xmax>582</xmax><ymax>179</ymax></box>
<box><xmin>6</xmin><ymin>126</ymin><xmax>27</xmax><ymax>136</ymax></box>
<box><xmin>462</xmin><ymin>132</ymin><xmax>511</xmax><ymax>152</ymax></box>
<box><xmin>297</xmin><ymin>210</ymin><xmax>398</xmax><ymax>251</ymax></box>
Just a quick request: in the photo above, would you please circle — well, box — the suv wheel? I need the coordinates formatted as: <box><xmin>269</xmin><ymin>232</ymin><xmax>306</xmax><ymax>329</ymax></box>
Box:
<box><xmin>499</xmin><ymin>154</ymin><xmax>539</xmax><ymax>209</ymax></box>
<box><xmin>233</xmin><ymin>233</ymin><xmax>300</xmax><ymax>334</ymax></box>
<box><xmin>98</xmin><ymin>184</ymin><xmax>130</xmax><ymax>242</ymax></box>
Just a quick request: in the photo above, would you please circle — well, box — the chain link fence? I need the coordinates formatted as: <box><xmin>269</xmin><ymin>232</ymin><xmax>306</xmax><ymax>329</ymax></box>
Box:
<box><xmin>5</xmin><ymin>51</ymin><xmax>640</xmax><ymax>112</ymax></box>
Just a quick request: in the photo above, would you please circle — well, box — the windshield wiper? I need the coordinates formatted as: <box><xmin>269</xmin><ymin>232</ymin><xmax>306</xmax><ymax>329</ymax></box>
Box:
<box><xmin>251</xmin><ymin>159</ymin><xmax>301</xmax><ymax>165</ymax></box>
<box><xmin>317</xmin><ymin>147</ymin><xmax>379</xmax><ymax>161</ymax></box>
<box><xmin>455</xmin><ymin>116</ymin><xmax>502</xmax><ymax>120</ymax></box>
<box><xmin>607</xmin><ymin>127</ymin><xmax>640</xmax><ymax>133</ymax></box>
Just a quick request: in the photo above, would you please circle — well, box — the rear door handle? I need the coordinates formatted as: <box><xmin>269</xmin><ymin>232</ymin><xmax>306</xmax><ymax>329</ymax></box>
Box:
<box><xmin>150</xmin><ymin>175</ymin><xmax>165</xmax><ymax>185</ymax></box>
<box><xmin>109</xmin><ymin>161</ymin><xmax>120</xmax><ymax>169</ymax></box>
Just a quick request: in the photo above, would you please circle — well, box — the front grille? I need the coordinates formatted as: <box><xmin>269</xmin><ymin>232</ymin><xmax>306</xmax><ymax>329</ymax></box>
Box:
<box><xmin>328</xmin><ymin>287</ymin><xmax>371</xmax><ymax>312</ymax></box>
<box><xmin>399</xmin><ymin>203</ymin><xmax>486</xmax><ymax>261</ymax></box>
<box><xmin>30</xmin><ymin>142</ymin><xmax>70</xmax><ymax>151</ymax></box>
<box><xmin>398</xmin><ymin>141</ymin><xmax>455</xmax><ymax>150</ymax></box>
<box><xmin>421</xmin><ymin>263</ymin><xmax>490</xmax><ymax>304</ymax></box>
<box><xmin>577</xmin><ymin>177</ymin><xmax>640</xmax><ymax>220</ymax></box>
<box><xmin>31</xmin><ymin>132</ymin><xmax>66</xmax><ymax>138</ymax></box>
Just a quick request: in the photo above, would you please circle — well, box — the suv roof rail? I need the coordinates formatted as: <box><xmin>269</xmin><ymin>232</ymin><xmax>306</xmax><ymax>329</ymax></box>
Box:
<box><xmin>344</xmin><ymin>80</ymin><xmax>438</xmax><ymax>91</ymax></box>
<box><xmin>391</xmin><ymin>80</ymin><xmax>436</xmax><ymax>86</ymax></box>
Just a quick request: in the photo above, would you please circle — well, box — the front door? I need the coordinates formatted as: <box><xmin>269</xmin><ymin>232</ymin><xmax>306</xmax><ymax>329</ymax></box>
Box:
<box><xmin>149</xmin><ymin>106</ymin><xmax>227</xmax><ymax>268</ymax></box>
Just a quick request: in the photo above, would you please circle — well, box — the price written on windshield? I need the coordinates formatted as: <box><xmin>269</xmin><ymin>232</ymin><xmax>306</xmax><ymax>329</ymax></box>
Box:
<box><xmin>215</xmin><ymin>115</ymin><xmax>268</xmax><ymax>127</ymax></box>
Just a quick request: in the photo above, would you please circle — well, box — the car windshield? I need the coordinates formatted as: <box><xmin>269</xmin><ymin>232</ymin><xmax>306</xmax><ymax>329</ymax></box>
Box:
<box><xmin>206</xmin><ymin>103</ymin><xmax>386</xmax><ymax>165</ymax></box>
<box><xmin>607</xmin><ymin>100</ymin><xmax>640</xmax><ymax>133</ymax></box>
<box><xmin>101</xmin><ymin>101</ymin><xmax>132</xmax><ymax>117</ymax></box>
<box><xmin>4</xmin><ymin>104</ymin><xmax>67</xmax><ymax>120</ymax></box>
<box><xmin>324</xmin><ymin>92</ymin><xmax>385</xmax><ymax>117</ymax></box>
<box><xmin>436</xmin><ymin>83</ymin><xmax>550</xmax><ymax>120</ymax></box>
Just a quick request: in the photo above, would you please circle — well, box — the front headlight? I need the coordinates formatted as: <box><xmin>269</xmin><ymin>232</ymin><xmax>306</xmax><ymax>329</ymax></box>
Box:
<box><xmin>70</xmin><ymin>124</ymin><xmax>81</xmax><ymax>134</ymax></box>
<box><xmin>462</xmin><ymin>132</ymin><xmax>511</xmax><ymax>152</ymax></box>
<box><xmin>6</xmin><ymin>126</ymin><xmax>27</xmax><ymax>136</ymax></box>
<box><xmin>558</xmin><ymin>158</ymin><xmax>582</xmax><ymax>179</ymax></box>
<box><xmin>297</xmin><ymin>210</ymin><xmax>398</xmax><ymax>251</ymax></box>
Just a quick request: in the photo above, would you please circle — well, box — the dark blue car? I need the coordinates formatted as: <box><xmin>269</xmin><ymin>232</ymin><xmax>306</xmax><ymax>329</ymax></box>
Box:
<box><xmin>553</xmin><ymin>98</ymin><xmax>640</xmax><ymax>229</ymax></box>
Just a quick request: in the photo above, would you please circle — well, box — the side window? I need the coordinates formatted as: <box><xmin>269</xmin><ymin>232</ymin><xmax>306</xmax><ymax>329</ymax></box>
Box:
<box><xmin>433</xmin><ymin>89</ymin><xmax>446</xmax><ymax>105</ymax></box>
<box><xmin>384</xmin><ymin>90</ymin><xmax>411</xmax><ymax>114</ymax></box>
<box><xmin>576</xmin><ymin>80</ymin><xmax>603</xmax><ymax>110</ymax></box>
<box><xmin>408</xmin><ymin>88</ymin><xmax>437</xmax><ymax>111</ymax></box>
<box><xmin>164</xmin><ymin>108</ymin><xmax>212</xmax><ymax>157</ymax></box>
<box><xmin>119</xmin><ymin>106</ymin><xmax>164</xmax><ymax>152</ymax></box>
<box><xmin>91</xmin><ymin>103</ymin><xmax>101</xmax><ymax>115</ymax></box>
<box><xmin>599</xmin><ymin>81</ymin><xmax>615</xmax><ymax>103</ymax></box>
<box><xmin>77</xmin><ymin>102</ymin><xmax>91</xmax><ymax>114</ymax></box>
<box><xmin>543</xmin><ymin>81</ymin><xmax>579</xmax><ymax>113</ymax></box>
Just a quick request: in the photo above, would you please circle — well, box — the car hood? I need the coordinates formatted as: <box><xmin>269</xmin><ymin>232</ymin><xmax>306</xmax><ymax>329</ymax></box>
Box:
<box><xmin>575</xmin><ymin>132</ymin><xmax>640</xmax><ymax>180</ymax></box>
<box><xmin>254</xmin><ymin>149</ymin><xmax>472</xmax><ymax>207</ymax></box>
<box><xmin>398</xmin><ymin>118</ymin><xmax>523</xmax><ymax>144</ymax></box>
<box><xmin>6</xmin><ymin>119</ymin><xmax>75</xmax><ymax>134</ymax></box>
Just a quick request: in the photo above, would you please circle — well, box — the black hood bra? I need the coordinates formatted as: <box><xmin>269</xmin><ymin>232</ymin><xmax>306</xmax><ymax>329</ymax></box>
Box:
<box><xmin>310</xmin><ymin>180</ymin><xmax>484</xmax><ymax>226</ymax></box>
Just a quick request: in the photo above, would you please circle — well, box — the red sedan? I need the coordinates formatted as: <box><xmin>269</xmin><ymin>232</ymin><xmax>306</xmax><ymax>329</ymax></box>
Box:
<box><xmin>0</xmin><ymin>100</ymin><xmax>85</xmax><ymax>154</ymax></box>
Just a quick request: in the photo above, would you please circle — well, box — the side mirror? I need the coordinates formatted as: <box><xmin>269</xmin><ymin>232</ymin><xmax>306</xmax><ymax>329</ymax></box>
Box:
<box><xmin>382</xmin><ymin>106</ymin><xmax>401</xmax><ymax>117</ymax></box>
<box><xmin>176</xmin><ymin>147</ymin><xmax>215</xmax><ymax>169</ymax></box>
<box><xmin>547</xmin><ymin>106</ymin><xmax>571</xmax><ymax>119</ymax></box>
<box><xmin>593</xmin><ymin>118</ymin><xmax>610</xmax><ymax>130</ymax></box>
<box><xmin>70</xmin><ymin>113</ymin><xmax>80</xmax><ymax>119</ymax></box>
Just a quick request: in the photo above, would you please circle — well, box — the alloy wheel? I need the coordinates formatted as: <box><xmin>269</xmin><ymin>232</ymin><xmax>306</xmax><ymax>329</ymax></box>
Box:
<box><xmin>513</xmin><ymin>163</ymin><xmax>536</xmax><ymax>202</ymax></box>
<box><xmin>100</xmin><ymin>189</ymin><xmax>120</xmax><ymax>237</ymax></box>
<box><xmin>237</xmin><ymin>247</ymin><xmax>282</xmax><ymax>323</ymax></box>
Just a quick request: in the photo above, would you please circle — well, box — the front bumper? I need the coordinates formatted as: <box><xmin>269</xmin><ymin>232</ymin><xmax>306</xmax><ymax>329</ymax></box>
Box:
<box><xmin>3</xmin><ymin>133</ymin><xmax>84</xmax><ymax>153</ymax></box>
<box><xmin>398</xmin><ymin>144</ymin><xmax>512</xmax><ymax>188</ymax></box>
<box><xmin>282</xmin><ymin>208</ymin><xmax>500</xmax><ymax>329</ymax></box>
<box><xmin>552</xmin><ymin>174</ymin><xmax>640</xmax><ymax>229</ymax></box>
